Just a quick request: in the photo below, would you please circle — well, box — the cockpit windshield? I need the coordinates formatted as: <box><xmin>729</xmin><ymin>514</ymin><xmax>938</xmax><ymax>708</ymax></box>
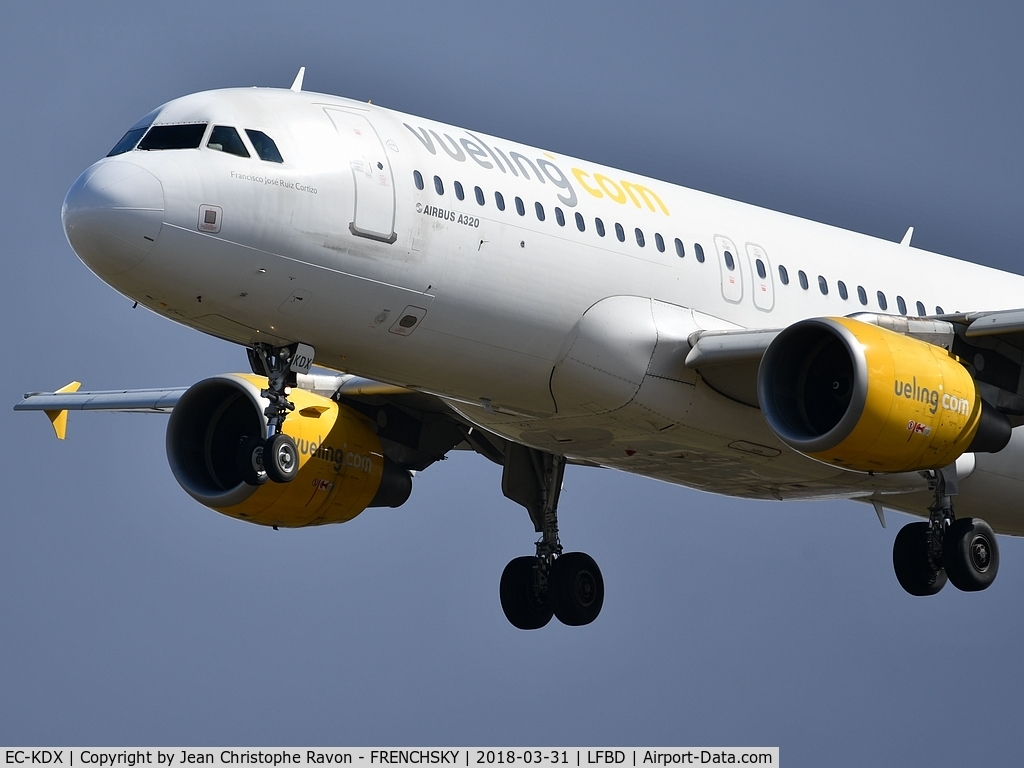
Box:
<box><xmin>106</xmin><ymin>109</ymin><xmax>160</xmax><ymax>156</ymax></box>
<box><xmin>138</xmin><ymin>123</ymin><xmax>208</xmax><ymax>151</ymax></box>
<box><xmin>106</xmin><ymin>114</ymin><xmax>284</xmax><ymax>163</ymax></box>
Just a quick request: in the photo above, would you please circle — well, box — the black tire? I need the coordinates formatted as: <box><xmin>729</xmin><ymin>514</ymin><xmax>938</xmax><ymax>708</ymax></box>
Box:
<box><xmin>264</xmin><ymin>432</ymin><xmax>299</xmax><ymax>483</ymax></box>
<box><xmin>499</xmin><ymin>556</ymin><xmax>552</xmax><ymax>630</ymax></box>
<box><xmin>893</xmin><ymin>522</ymin><xmax>947</xmax><ymax>596</ymax></box>
<box><xmin>944</xmin><ymin>517</ymin><xmax>999</xmax><ymax>592</ymax></box>
<box><xmin>549</xmin><ymin>551</ymin><xmax>604</xmax><ymax>626</ymax></box>
<box><xmin>236</xmin><ymin>435</ymin><xmax>268</xmax><ymax>486</ymax></box>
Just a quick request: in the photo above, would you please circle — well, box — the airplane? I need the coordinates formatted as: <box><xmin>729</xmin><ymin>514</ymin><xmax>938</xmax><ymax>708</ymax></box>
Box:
<box><xmin>17</xmin><ymin>68</ymin><xmax>1024</xmax><ymax>629</ymax></box>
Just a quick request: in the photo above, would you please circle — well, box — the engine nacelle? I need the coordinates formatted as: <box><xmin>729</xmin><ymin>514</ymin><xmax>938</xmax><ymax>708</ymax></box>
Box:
<box><xmin>758</xmin><ymin>317</ymin><xmax>1010</xmax><ymax>473</ymax></box>
<box><xmin>166</xmin><ymin>374</ymin><xmax>411</xmax><ymax>527</ymax></box>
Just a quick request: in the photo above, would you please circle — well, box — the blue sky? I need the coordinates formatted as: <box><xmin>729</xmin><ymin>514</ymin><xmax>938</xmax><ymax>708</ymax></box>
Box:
<box><xmin>3</xmin><ymin>2</ymin><xmax>1024</xmax><ymax>764</ymax></box>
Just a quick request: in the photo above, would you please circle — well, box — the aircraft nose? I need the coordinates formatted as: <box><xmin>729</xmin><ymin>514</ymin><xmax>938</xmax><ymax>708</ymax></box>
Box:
<box><xmin>62</xmin><ymin>160</ymin><xmax>164</xmax><ymax>276</ymax></box>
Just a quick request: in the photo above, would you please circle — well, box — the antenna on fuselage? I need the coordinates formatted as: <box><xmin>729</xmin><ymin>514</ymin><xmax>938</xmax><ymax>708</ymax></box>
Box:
<box><xmin>290</xmin><ymin>67</ymin><xmax>306</xmax><ymax>92</ymax></box>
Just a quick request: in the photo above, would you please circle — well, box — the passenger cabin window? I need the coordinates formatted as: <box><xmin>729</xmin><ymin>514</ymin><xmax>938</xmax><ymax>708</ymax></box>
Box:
<box><xmin>756</xmin><ymin>259</ymin><xmax>766</xmax><ymax>279</ymax></box>
<box><xmin>818</xmin><ymin>275</ymin><xmax>828</xmax><ymax>295</ymax></box>
<box><xmin>635</xmin><ymin>228</ymin><xmax>645</xmax><ymax>247</ymax></box>
<box><xmin>596</xmin><ymin>218</ymin><xmax>606</xmax><ymax>237</ymax></box>
<box><xmin>615</xmin><ymin>223</ymin><xmax>625</xmax><ymax>242</ymax></box>
<box><xmin>207</xmin><ymin>126</ymin><xmax>249</xmax><ymax>158</ymax></box>
<box><xmin>454</xmin><ymin>181</ymin><xmax>465</xmax><ymax>200</ymax></box>
<box><xmin>515</xmin><ymin>197</ymin><xmax>525</xmax><ymax>216</ymax></box>
<box><xmin>857</xmin><ymin>286</ymin><xmax>867</xmax><ymax>305</ymax></box>
<box><xmin>433</xmin><ymin>176</ymin><xmax>444</xmax><ymax>195</ymax></box>
<box><xmin>695</xmin><ymin>243</ymin><xmax>705</xmax><ymax>262</ymax></box>
<box><xmin>916</xmin><ymin>301</ymin><xmax>926</xmax><ymax>316</ymax></box>
<box><xmin>655</xmin><ymin>233</ymin><xmax>665</xmax><ymax>252</ymax></box>
<box><xmin>555</xmin><ymin>207</ymin><xmax>565</xmax><ymax>226</ymax></box>
<box><xmin>245</xmin><ymin>130</ymin><xmax>283</xmax><ymax>163</ymax></box>
<box><xmin>798</xmin><ymin>270</ymin><xmax>809</xmax><ymax>290</ymax></box>
<box><xmin>778</xmin><ymin>265</ymin><xmax>789</xmax><ymax>284</ymax></box>
<box><xmin>936</xmin><ymin>305</ymin><xmax>945</xmax><ymax>314</ymax></box>
<box><xmin>877</xmin><ymin>291</ymin><xmax>888</xmax><ymax>311</ymax></box>
<box><xmin>675</xmin><ymin>238</ymin><xmax>685</xmax><ymax>258</ymax></box>
<box><xmin>838</xmin><ymin>281</ymin><xmax>848</xmax><ymax>300</ymax></box>
<box><xmin>535</xmin><ymin>202</ymin><xmax>545</xmax><ymax>221</ymax></box>
<box><xmin>495</xmin><ymin>191</ymin><xmax>505</xmax><ymax>211</ymax></box>
<box><xmin>575</xmin><ymin>212</ymin><xmax>585</xmax><ymax>232</ymax></box>
<box><xmin>138</xmin><ymin>123</ymin><xmax>208</xmax><ymax>151</ymax></box>
<box><xmin>724</xmin><ymin>251</ymin><xmax>735</xmax><ymax>270</ymax></box>
<box><xmin>476</xmin><ymin>186</ymin><xmax>485</xmax><ymax>205</ymax></box>
<box><xmin>897</xmin><ymin>296</ymin><xmax>907</xmax><ymax>315</ymax></box>
<box><xmin>413</xmin><ymin>170</ymin><xmax>424</xmax><ymax>190</ymax></box>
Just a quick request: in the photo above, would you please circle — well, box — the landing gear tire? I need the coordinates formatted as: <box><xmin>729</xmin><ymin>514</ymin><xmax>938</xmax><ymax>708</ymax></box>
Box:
<box><xmin>500</xmin><ymin>556</ymin><xmax>552</xmax><ymax>630</ymax></box>
<box><xmin>944</xmin><ymin>517</ymin><xmax>999</xmax><ymax>592</ymax></box>
<box><xmin>893</xmin><ymin>522</ymin><xmax>947</xmax><ymax>596</ymax></box>
<box><xmin>237</xmin><ymin>436</ymin><xmax>268</xmax><ymax>486</ymax></box>
<box><xmin>264</xmin><ymin>433</ymin><xmax>299</xmax><ymax>484</ymax></box>
<box><xmin>549</xmin><ymin>552</ymin><xmax>604</xmax><ymax>626</ymax></box>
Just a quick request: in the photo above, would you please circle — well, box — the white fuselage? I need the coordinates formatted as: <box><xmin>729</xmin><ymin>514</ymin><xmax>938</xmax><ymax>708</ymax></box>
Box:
<box><xmin>62</xmin><ymin>87</ymin><xmax>1024</xmax><ymax>533</ymax></box>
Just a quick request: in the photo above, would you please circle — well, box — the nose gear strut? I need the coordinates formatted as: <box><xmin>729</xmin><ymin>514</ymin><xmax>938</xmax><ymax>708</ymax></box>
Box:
<box><xmin>237</xmin><ymin>342</ymin><xmax>315</xmax><ymax>485</ymax></box>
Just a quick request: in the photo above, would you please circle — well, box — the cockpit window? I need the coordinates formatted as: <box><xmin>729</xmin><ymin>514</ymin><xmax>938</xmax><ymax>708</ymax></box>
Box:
<box><xmin>138</xmin><ymin>123</ymin><xmax>208</xmax><ymax>151</ymax></box>
<box><xmin>107</xmin><ymin>127</ymin><xmax>149</xmax><ymax>157</ymax></box>
<box><xmin>207</xmin><ymin>126</ymin><xmax>250</xmax><ymax>158</ymax></box>
<box><xmin>106</xmin><ymin>109</ymin><xmax>159</xmax><ymax>157</ymax></box>
<box><xmin>245</xmin><ymin>130</ymin><xmax>284</xmax><ymax>163</ymax></box>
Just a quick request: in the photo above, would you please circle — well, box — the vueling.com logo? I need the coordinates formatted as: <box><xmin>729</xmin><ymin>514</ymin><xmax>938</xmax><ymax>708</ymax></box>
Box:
<box><xmin>894</xmin><ymin>377</ymin><xmax>971</xmax><ymax>416</ymax></box>
<box><xmin>403</xmin><ymin>122</ymin><xmax>670</xmax><ymax>216</ymax></box>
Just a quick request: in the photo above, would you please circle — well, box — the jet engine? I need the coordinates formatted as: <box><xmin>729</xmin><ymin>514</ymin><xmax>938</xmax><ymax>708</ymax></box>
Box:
<box><xmin>166</xmin><ymin>374</ymin><xmax>412</xmax><ymax>527</ymax></box>
<box><xmin>757</xmin><ymin>317</ymin><xmax>1011</xmax><ymax>473</ymax></box>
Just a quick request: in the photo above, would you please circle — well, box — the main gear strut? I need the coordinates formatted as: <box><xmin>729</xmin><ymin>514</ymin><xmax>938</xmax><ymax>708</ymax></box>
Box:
<box><xmin>498</xmin><ymin>444</ymin><xmax>603</xmax><ymax>629</ymax></box>
<box><xmin>892</xmin><ymin>461</ymin><xmax>999</xmax><ymax>595</ymax></box>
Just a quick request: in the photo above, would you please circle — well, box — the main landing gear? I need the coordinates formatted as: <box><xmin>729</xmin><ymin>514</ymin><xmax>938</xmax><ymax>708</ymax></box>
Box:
<box><xmin>892</xmin><ymin>465</ymin><xmax>999</xmax><ymax>596</ymax></box>
<box><xmin>236</xmin><ymin>342</ymin><xmax>308</xmax><ymax>486</ymax></box>
<box><xmin>498</xmin><ymin>445</ymin><xmax>604</xmax><ymax>629</ymax></box>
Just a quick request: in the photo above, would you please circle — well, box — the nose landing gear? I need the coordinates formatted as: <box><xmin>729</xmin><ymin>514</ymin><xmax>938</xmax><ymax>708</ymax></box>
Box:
<box><xmin>892</xmin><ymin>464</ymin><xmax>999</xmax><ymax>595</ymax></box>
<box><xmin>237</xmin><ymin>342</ymin><xmax>313</xmax><ymax>486</ymax></box>
<box><xmin>498</xmin><ymin>445</ymin><xmax>604</xmax><ymax>629</ymax></box>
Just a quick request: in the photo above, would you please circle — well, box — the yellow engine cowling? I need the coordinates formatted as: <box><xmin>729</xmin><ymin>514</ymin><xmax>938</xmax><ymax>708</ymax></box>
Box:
<box><xmin>166</xmin><ymin>374</ymin><xmax>411</xmax><ymax>527</ymax></box>
<box><xmin>758</xmin><ymin>317</ymin><xmax>1009</xmax><ymax>472</ymax></box>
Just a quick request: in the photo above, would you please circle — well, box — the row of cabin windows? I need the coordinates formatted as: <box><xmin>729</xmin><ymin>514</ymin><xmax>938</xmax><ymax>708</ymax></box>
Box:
<box><xmin>776</xmin><ymin>264</ymin><xmax>944</xmax><ymax>315</ymax></box>
<box><xmin>418</xmin><ymin>171</ymin><xmax>941</xmax><ymax>316</ymax></box>
<box><xmin>414</xmin><ymin>170</ymin><xmax>708</xmax><ymax>262</ymax></box>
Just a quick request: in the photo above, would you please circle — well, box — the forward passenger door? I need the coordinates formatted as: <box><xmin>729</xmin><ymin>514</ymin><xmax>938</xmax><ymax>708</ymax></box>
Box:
<box><xmin>325</xmin><ymin>109</ymin><xmax>397</xmax><ymax>243</ymax></box>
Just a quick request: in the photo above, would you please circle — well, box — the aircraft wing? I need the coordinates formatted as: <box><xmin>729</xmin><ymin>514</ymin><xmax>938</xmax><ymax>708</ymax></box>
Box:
<box><xmin>14</xmin><ymin>373</ymin><xmax>503</xmax><ymax>470</ymax></box>
<box><xmin>14</xmin><ymin>375</ymin><xmax>425</xmax><ymax>439</ymax></box>
<box><xmin>684</xmin><ymin>309</ymin><xmax>1024</xmax><ymax>421</ymax></box>
<box><xmin>684</xmin><ymin>327</ymin><xmax>780</xmax><ymax>407</ymax></box>
<box><xmin>16</xmin><ymin>385</ymin><xmax>187</xmax><ymax>415</ymax></box>
<box><xmin>942</xmin><ymin>310</ymin><xmax>1024</xmax><ymax>420</ymax></box>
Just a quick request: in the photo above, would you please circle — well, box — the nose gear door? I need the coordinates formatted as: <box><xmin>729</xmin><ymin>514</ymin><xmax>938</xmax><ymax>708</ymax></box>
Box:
<box><xmin>325</xmin><ymin>109</ymin><xmax>397</xmax><ymax>243</ymax></box>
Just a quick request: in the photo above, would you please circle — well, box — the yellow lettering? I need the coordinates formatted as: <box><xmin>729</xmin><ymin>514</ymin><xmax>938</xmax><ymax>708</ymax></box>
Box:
<box><xmin>594</xmin><ymin>173</ymin><xmax>626</xmax><ymax>203</ymax></box>
<box><xmin>572</xmin><ymin>168</ymin><xmax>671</xmax><ymax>216</ymax></box>
<box><xmin>572</xmin><ymin>167</ymin><xmax>603</xmax><ymax>198</ymax></box>
<box><xmin>621</xmin><ymin>180</ymin><xmax>670</xmax><ymax>215</ymax></box>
